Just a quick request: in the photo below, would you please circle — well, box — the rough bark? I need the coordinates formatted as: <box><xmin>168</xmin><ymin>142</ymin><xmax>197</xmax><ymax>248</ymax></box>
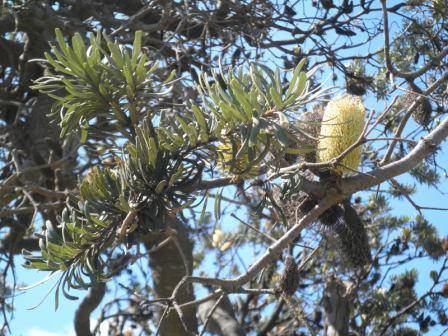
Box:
<box><xmin>143</xmin><ymin>217</ymin><xmax>197</xmax><ymax>335</ymax></box>
<box><xmin>323</xmin><ymin>276</ymin><xmax>350</xmax><ymax>336</ymax></box>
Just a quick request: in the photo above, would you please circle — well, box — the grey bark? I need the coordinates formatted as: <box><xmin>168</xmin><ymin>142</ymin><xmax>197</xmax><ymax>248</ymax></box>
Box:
<box><xmin>323</xmin><ymin>276</ymin><xmax>350</xmax><ymax>336</ymax></box>
<box><xmin>144</xmin><ymin>216</ymin><xmax>197</xmax><ymax>335</ymax></box>
<box><xmin>198</xmin><ymin>296</ymin><xmax>244</xmax><ymax>336</ymax></box>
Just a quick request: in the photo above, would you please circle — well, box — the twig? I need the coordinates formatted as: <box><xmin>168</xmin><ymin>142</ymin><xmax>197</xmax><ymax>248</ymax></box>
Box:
<box><xmin>231</xmin><ymin>213</ymin><xmax>277</xmax><ymax>243</ymax></box>
<box><xmin>30</xmin><ymin>186</ymin><xmax>69</xmax><ymax>199</ymax></box>
<box><xmin>380</xmin><ymin>71</ymin><xmax>448</xmax><ymax>165</ymax></box>
<box><xmin>365</xmin><ymin>96</ymin><xmax>398</xmax><ymax>138</ymax></box>
<box><xmin>298</xmin><ymin>243</ymin><xmax>321</xmax><ymax>273</ymax></box>
<box><xmin>390</xmin><ymin>178</ymin><xmax>448</xmax><ymax>213</ymax></box>
<box><xmin>389</xmin><ymin>178</ymin><xmax>422</xmax><ymax>214</ymax></box>
<box><xmin>380</xmin><ymin>0</ymin><xmax>448</xmax><ymax>80</ymax></box>
<box><xmin>116</xmin><ymin>210</ymin><xmax>138</xmax><ymax>240</ymax></box>
<box><xmin>169</xmin><ymin>229</ymin><xmax>191</xmax><ymax>276</ymax></box>
<box><xmin>111</xmin><ymin>2</ymin><xmax>159</xmax><ymax>36</ymax></box>
<box><xmin>282</xmin><ymin>294</ymin><xmax>317</xmax><ymax>336</ymax></box>
<box><xmin>0</xmin><ymin>203</ymin><xmax>65</xmax><ymax>218</ymax></box>
<box><xmin>155</xmin><ymin>305</ymin><xmax>171</xmax><ymax>336</ymax></box>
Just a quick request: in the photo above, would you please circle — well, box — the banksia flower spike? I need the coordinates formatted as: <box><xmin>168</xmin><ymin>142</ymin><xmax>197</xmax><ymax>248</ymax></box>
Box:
<box><xmin>318</xmin><ymin>95</ymin><xmax>366</xmax><ymax>175</ymax></box>
<box><xmin>216</xmin><ymin>138</ymin><xmax>259</xmax><ymax>178</ymax></box>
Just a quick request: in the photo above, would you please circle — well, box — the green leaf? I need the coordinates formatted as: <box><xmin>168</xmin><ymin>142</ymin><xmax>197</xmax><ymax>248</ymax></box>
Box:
<box><xmin>191</xmin><ymin>103</ymin><xmax>208</xmax><ymax>131</ymax></box>
<box><xmin>214</xmin><ymin>188</ymin><xmax>224</xmax><ymax>221</ymax></box>
<box><xmin>294</xmin><ymin>72</ymin><xmax>307</xmax><ymax>97</ymax></box>
<box><xmin>198</xmin><ymin>194</ymin><xmax>209</xmax><ymax>227</ymax></box>
<box><xmin>55</xmin><ymin>28</ymin><xmax>68</xmax><ymax>55</ymax></box>
<box><xmin>273</xmin><ymin>124</ymin><xmax>290</xmax><ymax>147</ymax></box>
<box><xmin>286</xmin><ymin>58</ymin><xmax>307</xmax><ymax>97</ymax></box>
<box><xmin>155</xmin><ymin>180</ymin><xmax>167</xmax><ymax>194</ymax></box>
<box><xmin>270</xmin><ymin>87</ymin><xmax>283</xmax><ymax>110</ymax></box>
<box><xmin>107</xmin><ymin>41</ymin><xmax>124</xmax><ymax>68</ymax></box>
<box><xmin>229</xmin><ymin>79</ymin><xmax>253</xmax><ymax>119</ymax></box>
<box><xmin>131</xmin><ymin>30</ymin><xmax>142</xmax><ymax>66</ymax></box>
<box><xmin>72</xmin><ymin>33</ymin><xmax>87</xmax><ymax>65</ymax></box>
<box><xmin>249</xmin><ymin>117</ymin><xmax>261</xmax><ymax>147</ymax></box>
<box><xmin>80</xmin><ymin>126</ymin><xmax>88</xmax><ymax>143</ymax></box>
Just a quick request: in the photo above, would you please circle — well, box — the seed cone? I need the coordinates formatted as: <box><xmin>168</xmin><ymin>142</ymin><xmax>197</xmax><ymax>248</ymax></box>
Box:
<box><xmin>278</xmin><ymin>255</ymin><xmax>300</xmax><ymax>296</ymax></box>
<box><xmin>273</xmin><ymin>186</ymin><xmax>371</xmax><ymax>268</ymax></box>
<box><xmin>320</xmin><ymin>200</ymin><xmax>371</xmax><ymax>268</ymax></box>
<box><xmin>297</xmin><ymin>106</ymin><xmax>324</xmax><ymax>163</ymax></box>
<box><xmin>401</xmin><ymin>92</ymin><xmax>432</xmax><ymax>127</ymax></box>
<box><xmin>346</xmin><ymin>78</ymin><xmax>367</xmax><ymax>96</ymax></box>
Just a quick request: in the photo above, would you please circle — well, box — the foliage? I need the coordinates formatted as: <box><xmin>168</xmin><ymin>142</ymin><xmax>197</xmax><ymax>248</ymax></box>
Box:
<box><xmin>24</xmin><ymin>30</ymin><xmax>316</xmax><ymax>296</ymax></box>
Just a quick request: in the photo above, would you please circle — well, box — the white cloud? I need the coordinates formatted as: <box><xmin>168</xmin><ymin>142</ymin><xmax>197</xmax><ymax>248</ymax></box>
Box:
<box><xmin>26</xmin><ymin>318</ymin><xmax>112</xmax><ymax>336</ymax></box>
<box><xmin>27</xmin><ymin>327</ymin><xmax>75</xmax><ymax>336</ymax></box>
<box><xmin>27</xmin><ymin>329</ymin><xmax>62</xmax><ymax>336</ymax></box>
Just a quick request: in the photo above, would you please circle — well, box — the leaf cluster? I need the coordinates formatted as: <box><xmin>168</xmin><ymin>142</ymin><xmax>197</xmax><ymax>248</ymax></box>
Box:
<box><xmin>32</xmin><ymin>29</ymin><xmax>174</xmax><ymax>141</ymax></box>
<box><xmin>25</xmin><ymin>30</ymin><xmax>319</xmax><ymax>295</ymax></box>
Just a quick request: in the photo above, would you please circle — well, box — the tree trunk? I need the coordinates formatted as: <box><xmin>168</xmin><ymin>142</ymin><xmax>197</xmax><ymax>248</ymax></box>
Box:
<box><xmin>198</xmin><ymin>296</ymin><xmax>244</xmax><ymax>336</ymax></box>
<box><xmin>74</xmin><ymin>282</ymin><xmax>106</xmax><ymax>336</ymax></box>
<box><xmin>323</xmin><ymin>275</ymin><xmax>350</xmax><ymax>336</ymax></box>
<box><xmin>143</xmin><ymin>216</ymin><xmax>197</xmax><ymax>335</ymax></box>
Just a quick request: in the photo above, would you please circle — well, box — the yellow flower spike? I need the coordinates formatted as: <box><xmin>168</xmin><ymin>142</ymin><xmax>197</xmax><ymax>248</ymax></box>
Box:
<box><xmin>317</xmin><ymin>95</ymin><xmax>365</xmax><ymax>175</ymax></box>
<box><xmin>216</xmin><ymin>138</ymin><xmax>259</xmax><ymax>178</ymax></box>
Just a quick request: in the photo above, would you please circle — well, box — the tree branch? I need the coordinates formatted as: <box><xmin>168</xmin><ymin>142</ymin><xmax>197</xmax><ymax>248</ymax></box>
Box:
<box><xmin>169</xmin><ymin>112</ymin><xmax>448</xmax><ymax>325</ymax></box>
<box><xmin>74</xmin><ymin>282</ymin><xmax>106</xmax><ymax>336</ymax></box>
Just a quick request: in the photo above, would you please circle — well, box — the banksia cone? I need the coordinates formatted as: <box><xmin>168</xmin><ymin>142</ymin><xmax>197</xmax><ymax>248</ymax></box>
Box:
<box><xmin>346</xmin><ymin>77</ymin><xmax>367</xmax><ymax>96</ymax></box>
<box><xmin>345</xmin><ymin>60</ymin><xmax>371</xmax><ymax>96</ymax></box>
<box><xmin>400</xmin><ymin>92</ymin><xmax>432</xmax><ymax>127</ymax></box>
<box><xmin>272</xmin><ymin>183</ymin><xmax>317</xmax><ymax>226</ymax></box>
<box><xmin>317</xmin><ymin>95</ymin><xmax>365</xmax><ymax>175</ymax></box>
<box><xmin>442</xmin><ymin>282</ymin><xmax>448</xmax><ymax>298</ymax></box>
<box><xmin>442</xmin><ymin>237</ymin><xmax>448</xmax><ymax>252</ymax></box>
<box><xmin>296</xmin><ymin>105</ymin><xmax>324</xmax><ymax>163</ymax></box>
<box><xmin>278</xmin><ymin>255</ymin><xmax>300</xmax><ymax>296</ymax></box>
<box><xmin>274</xmin><ymin>186</ymin><xmax>371</xmax><ymax>268</ymax></box>
<box><xmin>320</xmin><ymin>201</ymin><xmax>371</xmax><ymax>268</ymax></box>
<box><xmin>340</xmin><ymin>200</ymin><xmax>371</xmax><ymax>267</ymax></box>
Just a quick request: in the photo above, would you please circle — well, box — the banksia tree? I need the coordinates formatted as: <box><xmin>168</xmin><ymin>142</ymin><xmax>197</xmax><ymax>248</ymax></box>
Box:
<box><xmin>21</xmin><ymin>29</ymin><xmax>326</xmax><ymax>334</ymax></box>
<box><xmin>1</xmin><ymin>2</ymin><xmax>448</xmax><ymax>336</ymax></box>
